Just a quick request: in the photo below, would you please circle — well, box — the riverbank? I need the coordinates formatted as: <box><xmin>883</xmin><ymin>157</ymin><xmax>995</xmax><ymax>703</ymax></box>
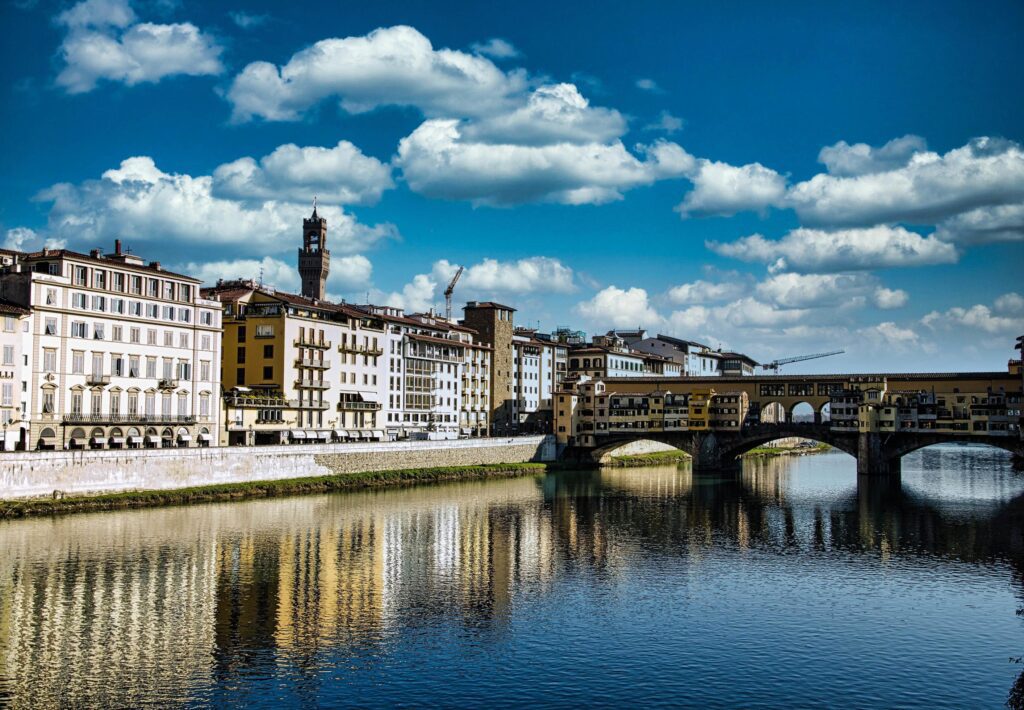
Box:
<box><xmin>0</xmin><ymin>462</ymin><xmax>553</xmax><ymax>519</ymax></box>
<box><xmin>743</xmin><ymin>442</ymin><xmax>832</xmax><ymax>458</ymax></box>
<box><xmin>608</xmin><ymin>450</ymin><xmax>691</xmax><ymax>467</ymax></box>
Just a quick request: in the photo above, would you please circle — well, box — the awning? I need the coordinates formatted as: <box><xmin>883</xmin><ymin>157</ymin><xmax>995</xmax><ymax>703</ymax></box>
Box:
<box><xmin>357</xmin><ymin>430</ymin><xmax>371</xmax><ymax>439</ymax></box>
<box><xmin>461</xmin><ymin>427</ymin><xmax>471</xmax><ymax>434</ymax></box>
<box><xmin>372</xmin><ymin>430</ymin><xmax>386</xmax><ymax>440</ymax></box>
<box><xmin>68</xmin><ymin>438</ymin><xmax>81</xmax><ymax>447</ymax></box>
<box><xmin>357</xmin><ymin>390</ymin><xmax>380</xmax><ymax>402</ymax></box>
<box><xmin>126</xmin><ymin>436</ymin><xmax>140</xmax><ymax>444</ymax></box>
<box><xmin>289</xmin><ymin>430</ymin><xmax>306</xmax><ymax>439</ymax></box>
<box><xmin>177</xmin><ymin>433</ymin><xmax>192</xmax><ymax>441</ymax></box>
<box><xmin>303</xmin><ymin>429</ymin><xmax>319</xmax><ymax>439</ymax></box>
<box><xmin>197</xmin><ymin>432</ymin><xmax>211</xmax><ymax>441</ymax></box>
<box><xmin>91</xmin><ymin>436</ymin><xmax>107</xmax><ymax>445</ymax></box>
<box><xmin>316</xmin><ymin>430</ymin><xmax>331</xmax><ymax>440</ymax></box>
<box><xmin>332</xmin><ymin>429</ymin><xmax>347</xmax><ymax>439</ymax></box>
<box><xmin>145</xmin><ymin>435</ymin><xmax>160</xmax><ymax>444</ymax></box>
<box><xmin>109</xmin><ymin>436</ymin><xmax>125</xmax><ymax>444</ymax></box>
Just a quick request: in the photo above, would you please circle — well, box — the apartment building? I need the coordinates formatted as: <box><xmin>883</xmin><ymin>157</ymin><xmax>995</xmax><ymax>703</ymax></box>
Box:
<box><xmin>0</xmin><ymin>300</ymin><xmax>30</xmax><ymax>450</ymax></box>
<box><xmin>510</xmin><ymin>329</ymin><xmax>568</xmax><ymax>433</ymax></box>
<box><xmin>0</xmin><ymin>243</ymin><xmax>223</xmax><ymax>450</ymax></box>
<box><xmin>206</xmin><ymin>283</ymin><xmax>389</xmax><ymax>445</ymax></box>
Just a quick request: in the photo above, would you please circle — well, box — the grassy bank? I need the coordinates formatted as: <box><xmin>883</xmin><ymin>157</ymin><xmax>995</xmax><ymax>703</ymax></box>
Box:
<box><xmin>0</xmin><ymin>463</ymin><xmax>552</xmax><ymax>520</ymax></box>
<box><xmin>607</xmin><ymin>450</ymin><xmax>691</xmax><ymax>467</ymax></box>
<box><xmin>742</xmin><ymin>443</ymin><xmax>832</xmax><ymax>458</ymax></box>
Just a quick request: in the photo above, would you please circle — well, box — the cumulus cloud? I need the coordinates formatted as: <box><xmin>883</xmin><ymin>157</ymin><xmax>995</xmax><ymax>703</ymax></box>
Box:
<box><xmin>576</xmin><ymin>286</ymin><xmax>662</xmax><ymax>329</ymax></box>
<box><xmin>375</xmin><ymin>274</ymin><xmax>438</xmax><ymax>314</ymax></box>
<box><xmin>707</xmin><ymin>225</ymin><xmax>958</xmax><ymax>272</ymax></box>
<box><xmin>226</xmin><ymin>25</ymin><xmax>527</xmax><ymax>122</ymax></box>
<box><xmin>36</xmin><ymin>156</ymin><xmax>396</xmax><ymax>256</ymax></box>
<box><xmin>754</xmin><ymin>272</ymin><xmax>879</xmax><ymax>309</ymax></box>
<box><xmin>934</xmin><ymin>202</ymin><xmax>1024</xmax><ymax>245</ymax></box>
<box><xmin>470</xmin><ymin>38</ymin><xmax>520</xmax><ymax>59</ymax></box>
<box><xmin>922</xmin><ymin>293</ymin><xmax>1024</xmax><ymax>336</ymax></box>
<box><xmin>55</xmin><ymin>0</ymin><xmax>223</xmax><ymax>94</ymax></box>
<box><xmin>665</xmin><ymin>279</ymin><xmax>745</xmax><ymax>305</ymax></box>
<box><xmin>788</xmin><ymin>137</ymin><xmax>1024</xmax><ymax>228</ymax></box>
<box><xmin>817</xmin><ymin>135</ymin><xmax>927</xmax><ymax>177</ymax></box>
<box><xmin>396</xmin><ymin>118</ymin><xmax>692</xmax><ymax>206</ymax></box>
<box><xmin>677</xmin><ymin>159</ymin><xmax>787</xmax><ymax>217</ymax></box>
<box><xmin>644</xmin><ymin>110</ymin><xmax>684</xmax><ymax>134</ymax></box>
<box><xmin>860</xmin><ymin>321</ymin><xmax>921</xmax><ymax>350</ymax></box>
<box><xmin>873</xmin><ymin>287</ymin><xmax>909</xmax><ymax>310</ymax></box>
<box><xmin>212</xmin><ymin>140</ymin><xmax>393</xmax><ymax>205</ymax></box>
<box><xmin>178</xmin><ymin>256</ymin><xmax>301</xmax><ymax>290</ymax></box>
<box><xmin>433</xmin><ymin>257</ymin><xmax>575</xmax><ymax>294</ymax></box>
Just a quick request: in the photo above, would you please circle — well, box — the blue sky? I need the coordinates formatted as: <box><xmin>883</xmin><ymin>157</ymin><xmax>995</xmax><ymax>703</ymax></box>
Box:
<box><xmin>1</xmin><ymin>0</ymin><xmax>1022</xmax><ymax>372</ymax></box>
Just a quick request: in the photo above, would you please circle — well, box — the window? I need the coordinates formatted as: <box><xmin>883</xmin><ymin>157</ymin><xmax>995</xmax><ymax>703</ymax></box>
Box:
<box><xmin>113</xmin><ymin>273</ymin><xmax>125</xmax><ymax>292</ymax></box>
<box><xmin>130</xmin><ymin>327</ymin><xmax>140</xmax><ymax>344</ymax></box>
<box><xmin>43</xmin><ymin>349</ymin><xmax>57</xmax><ymax>372</ymax></box>
<box><xmin>72</xmin><ymin>351</ymin><xmax>84</xmax><ymax>373</ymax></box>
<box><xmin>91</xmin><ymin>353</ymin><xmax>103</xmax><ymax>377</ymax></box>
<box><xmin>200</xmin><ymin>393</ymin><xmax>210</xmax><ymax>417</ymax></box>
<box><xmin>237</xmin><ymin>326</ymin><xmax>246</xmax><ymax>342</ymax></box>
<box><xmin>237</xmin><ymin>346</ymin><xmax>246</xmax><ymax>364</ymax></box>
<box><xmin>255</xmin><ymin>325</ymin><xmax>274</xmax><ymax>338</ymax></box>
<box><xmin>110</xmin><ymin>392</ymin><xmax>120</xmax><ymax>415</ymax></box>
<box><xmin>201</xmin><ymin>334</ymin><xmax>211</xmax><ymax>350</ymax></box>
<box><xmin>91</xmin><ymin>391</ymin><xmax>102</xmax><ymax>416</ymax></box>
<box><xmin>147</xmin><ymin>279</ymin><xmax>159</xmax><ymax>297</ymax></box>
<box><xmin>45</xmin><ymin>288</ymin><xmax>57</xmax><ymax>305</ymax></box>
<box><xmin>130</xmin><ymin>276</ymin><xmax>142</xmax><ymax>295</ymax></box>
<box><xmin>93</xmin><ymin>270</ymin><xmax>106</xmax><ymax>289</ymax></box>
<box><xmin>146</xmin><ymin>357</ymin><xmax>157</xmax><ymax>378</ymax></box>
<box><xmin>72</xmin><ymin>293</ymin><xmax>87</xmax><ymax>309</ymax></box>
<box><xmin>177</xmin><ymin>394</ymin><xmax>187</xmax><ymax>416</ymax></box>
<box><xmin>146</xmin><ymin>304</ymin><xmax>158</xmax><ymax>319</ymax></box>
<box><xmin>71</xmin><ymin>391</ymin><xmax>83</xmax><ymax>415</ymax></box>
<box><xmin>130</xmin><ymin>301</ymin><xmax>142</xmax><ymax>317</ymax></box>
<box><xmin>2</xmin><ymin>316</ymin><xmax>13</xmax><ymax>333</ymax></box>
<box><xmin>163</xmin><ymin>282</ymin><xmax>174</xmax><ymax>300</ymax></box>
<box><xmin>200</xmin><ymin>311</ymin><xmax>213</xmax><ymax>326</ymax></box>
<box><xmin>73</xmin><ymin>266</ymin><xmax>87</xmax><ymax>286</ymax></box>
<box><xmin>44</xmin><ymin>318</ymin><xmax>58</xmax><ymax>336</ymax></box>
<box><xmin>162</xmin><ymin>359</ymin><xmax>173</xmax><ymax>380</ymax></box>
<box><xmin>129</xmin><ymin>356</ymin><xmax>140</xmax><ymax>377</ymax></box>
<box><xmin>1</xmin><ymin>383</ymin><xmax>12</xmax><ymax>407</ymax></box>
<box><xmin>236</xmin><ymin>368</ymin><xmax>245</xmax><ymax>385</ymax></box>
<box><xmin>200</xmin><ymin>361</ymin><xmax>210</xmax><ymax>381</ymax></box>
<box><xmin>147</xmin><ymin>329</ymin><xmax>157</xmax><ymax>345</ymax></box>
<box><xmin>162</xmin><ymin>306</ymin><xmax>173</xmax><ymax>320</ymax></box>
<box><xmin>262</xmin><ymin>366</ymin><xmax>273</xmax><ymax>380</ymax></box>
<box><xmin>161</xmin><ymin>394</ymin><xmax>172</xmax><ymax>416</ymax></box>
<box><xmin>180</xmin><ymin>284</ymin><xmax>192</xmax><ymax>302</ymax></box>
<box><xmin>127</xmin><ymin>392</ymin><xmax>138</xmax><ymax>415</ymax></box>
<box><xmin>263</xmin><ymin>344</ymin><xmax>273</xmax><ymax>358</ymax></box>
<box><xmin>111</xmin><ymin>298</ymin><xmax>125</xmax><ymax>314</ymax></box>
<box><xmin>179</xmin><ymin>309</ymin><xmax>191</xmax><ymax>323</ymax></box>
<box><xmin>2</xmin><ymin>345</ymin><xmax>12</xmax><ymax>365</ymax></box>
<box><xmin>113</xmin><ymin>356</ymin><xmax>124</xmax><ymax>376</ymax></box>
<box><xmin>92</xmin><ymin>324</ymin><xmax>104</xmax><ymax>340</ymax></box>
<box><xmin>179</xmin><ymin>333</ymin><xmax>189</xmax><ymax>349</ymax></box>
<box><xmin>178</xmin><ymin>361</ymin><xmax>191</xmax><ymax>380</ymax></box>
<box><xmin>145</xmin><ymin>393</ymin><xmax>155</xmax><ymax>416</ymax></box>
<box><xmin>42</xmin><ymin>391</ymin><xmax>55</xmax><ymax>414</ymax></box>
<box><xmin>112</xmin><ymin>325</ymin><xmax>122</xmax><ymax>342</ymax></box>
<box><xmin>71</xmin><ymin>321</ymin><xmax>87</xmax><ymax>338</ymax></box>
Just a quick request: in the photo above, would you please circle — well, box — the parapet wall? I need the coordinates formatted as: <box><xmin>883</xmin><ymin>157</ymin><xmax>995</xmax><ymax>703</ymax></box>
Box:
<box><xmin>0</xmin><ymin>436</ymin><xmax>557</xmax><ymax>500</ymax></box>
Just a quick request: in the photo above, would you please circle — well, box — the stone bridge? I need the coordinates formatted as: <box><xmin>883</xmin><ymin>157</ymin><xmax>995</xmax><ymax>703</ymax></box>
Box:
<box><xmin>571</xmin><ymin>424</ymin><xmax>1024</xmax><ymax>476</ymax></box>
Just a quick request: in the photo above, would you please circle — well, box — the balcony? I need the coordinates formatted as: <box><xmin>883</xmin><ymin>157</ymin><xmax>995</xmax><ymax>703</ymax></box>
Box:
<box><xmin>295</xmin><ymin>378</ymin><xmax>330</xmax><ymax>389</ymax></box>
<box><xmin>294</xmin><ymin>400</ymin><xmax>330</xmax><ymax>410</ymax></box>
<box><xmin>338</xmin><ymin>342</ymin><xmax>383</xmax><ymax>356</ymax></box>
<box><xmin>158</xmin><ymin>378</ymin><xmax>179</xmax><ymax>390</ymax></box>
<box><xmin>296</xmin><ymin>357</ymin><xmax>331</xmax><ymax>369</ymax></box>
<box><xmin>85</xmin><ymin>373</ymin><xmax>111</xmax><ymax>386</ymax></box>
<box><xmin>63</xmin><ymin>414</ymin><xmax>196</xmax><ymax>424</ymax></box>
<box><xmin>225</xmin><ymin>393</ymin><xmax>292</xmax><ymax>409</ymax></box>
<box><xmin>294</xmin><ymin>338</ymin><xmax>332</xmax><ymax>349</ymax></box>
<box><xmin>338</xmin><ymin>400</ymin><xmax>382</xmax><ymax>411</ymax></box>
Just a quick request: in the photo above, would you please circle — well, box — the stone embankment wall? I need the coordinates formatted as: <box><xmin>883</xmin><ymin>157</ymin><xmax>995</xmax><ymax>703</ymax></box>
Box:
<box><xmin>0</xmin><ymin>436</ymin><xmax>557</xmax><ymax>500</ymax></box>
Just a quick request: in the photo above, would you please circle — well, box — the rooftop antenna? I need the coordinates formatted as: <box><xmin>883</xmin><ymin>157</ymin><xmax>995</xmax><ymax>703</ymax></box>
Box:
<box><xmin>312</xmin><ymin>194</ymin><xmax>318</xmax><ymax>214</ymax></box>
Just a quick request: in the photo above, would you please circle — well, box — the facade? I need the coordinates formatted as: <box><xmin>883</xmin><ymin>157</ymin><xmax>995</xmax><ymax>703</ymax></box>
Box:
<box><xmin>463</xmin><ymin>302</ymin><xmax>515</xmax><ymax>435</ymax></box>
<box><xmin>0</xmin><ymin>300</ymin><xmax>31</xmax><ymax>450</ymax></box>
<box><xmin>0</xmin><ymin>243</ymin><xmax>223</xmax><ymax>450</ymax></box>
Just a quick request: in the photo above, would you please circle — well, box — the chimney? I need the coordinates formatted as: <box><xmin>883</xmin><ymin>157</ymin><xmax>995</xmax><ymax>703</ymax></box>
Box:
<box><xmin>150</xmin><ymin>261</ymin><xmax>161</xmax><ymax>271</ymax></box>
<box><xmin>114</xmin><ymin>239</ymin><xmax>122</xmax><ymax>255</ymax></box>
<box><xmin>90</xmin><ymin>248</ymin><xmax>102</xmax><ymax>258</ymax></box>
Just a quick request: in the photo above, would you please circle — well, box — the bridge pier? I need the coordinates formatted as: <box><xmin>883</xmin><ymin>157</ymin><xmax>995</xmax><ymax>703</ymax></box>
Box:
<box><xmin>857</xmin><ymin>432</ymin><xmax>901</xmax><ymax>477</ymax></box>
<box><xmin>690</xmin><ymin>432</ymin><xmax>742</xmax><ymax>475</ymax></box>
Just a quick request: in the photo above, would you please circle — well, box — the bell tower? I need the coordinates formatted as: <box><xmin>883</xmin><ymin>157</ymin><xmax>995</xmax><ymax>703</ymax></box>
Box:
<box><xmin>298</xmin><ymin>199</ymin><xmax>330</xmax><ymax>300</ymax></box>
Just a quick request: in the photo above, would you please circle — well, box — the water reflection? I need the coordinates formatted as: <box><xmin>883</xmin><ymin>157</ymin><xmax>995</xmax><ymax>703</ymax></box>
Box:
<box><xmin>1</xmin><ymin>448</ymin><xmax>1022</xmax><ymax>707</ymax></box>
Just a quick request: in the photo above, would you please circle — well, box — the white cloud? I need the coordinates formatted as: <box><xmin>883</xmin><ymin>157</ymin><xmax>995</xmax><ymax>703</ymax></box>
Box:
<box><xmin>788</xmin><ymin>137</ymin><xmax>1024</xmax><ymax>227</ymax></box>
<box><xmin>212</xmin><ymin>140</ymin><xmax>393</xmax><ymax>205</ymax></box>
<box><xmin>711</xmin><ymin>297</ymin><xmax>809</xmax><ymax>328</ymax></box>
<box><xmin>873</xmin><ymin>287</ymin><xmax>909</xmax><ymax>310</ymax></box>
<box><xmin>860</xmin><ymin>321</ymin><xmax>921</xmax><ymax>350</ymax></box>
<box><xmin>644</xmin><ymin>110</ymin><xmax>684</xmax><ymax>134</ymax></box>
<box><xmin>470</xmin><ymin>38</ymin><xmax>520</xmax><ymax>59</ymax></box>
<box><xmin>37</xmin><ymin>156</ymin><xmax>396</xmax><ymax>257</ymax></box>
<box><xmin>754</xmin><ymin>272</ymin><xmax>878</xmax><ymax>309</ymax></box>
<box><xmin>665</xmin><ymin>279</ymin><xmax>745</xmax><ymax>305</ymax></box>
<box><xmin>576</xmin><ymin>286</ymin><xmax>662</xmax><ymax>329</ymax></box>
<box><xmin>677</xmin><ymin>159</ymin><xmax>787</xmax><ymax>217</ymax></box>
<box><xmin>55</xmin><ymin>0</ymin><xmax>223</xmax><ymax>94</ymax></box>
<box><xmin>226</xmin><ymin>25</ymin><xmax>527</xmax><ymax>122</ymax></box>
<box><xmin>934</xmin><ymin>202</ymin><xmax>1024</xmax><ymax>245</ymax></box>
<box><xmin>433</xmin><ymin>257</ymin><xmax>575</xmax><ymax>294</ymax></box>
<box><xmin>460</xmin><ymin>83</ymin><xmax>626</xmax><ymax>146</ymax></box>
<box><xmin>994</xmin><ymin>292</ymin><xmax>1024</xmax><ymax>315</ymax></box>
<box><xmin>635</xmin><ymin>78</ymin><xmax>663</xmax><ymax>93</ymax></box>
<box><xmin>396</xmin><ymin>118</ymin><xmax>692</xmax><ymax>206</ymax></box>
<box><xmin>376</xmin><ymin>274</ymin><xmax>437</xmax><ymax>313</ymax></box>
<box><xmin>179</xmin><ymin>256</ymin><xmax>299</xmax><ymax>290</ymax></box>
<box><xmin>708</xmin><ymin>225</ymin><xmax>958</xmax><ymax>272</ymax></box>
<box><xmin>3</xmin><ymin>227</ymin><xmax>67</xmax><ymax>252</ymax></box>
<box><xmin>817</xmin><ymin>135</ymin><xmax>927</xmax><ymax>177</ymax></box>
<box><xmin>228</xmin><ymin>11</ymin><xmax>268</xmax><ymax>29</ymax></box>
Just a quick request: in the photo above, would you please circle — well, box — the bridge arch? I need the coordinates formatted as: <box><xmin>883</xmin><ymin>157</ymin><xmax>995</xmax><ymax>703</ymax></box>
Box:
<box><xmin>883</xmin><ymin>435</ymin><xmax>1023</xmax><ymax>462</ymax></box>
<box><xmin>715</xmin><ymin>424</ymin><xmax>859</xmax><ymax>464</ymax></box>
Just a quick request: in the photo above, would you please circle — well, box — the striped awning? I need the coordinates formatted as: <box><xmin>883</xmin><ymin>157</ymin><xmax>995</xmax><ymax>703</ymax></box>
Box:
<box><xmin>145</xmin><ymin>435</ymin><xmax>160</xmax><ymax>444</ymax></box>
<box><xmin>290</xmin><ymin>430</ymin><xmax>307</xmax><ymax>439</ymax></box>
<box><xmin>316</xmin><ymin>430</ymin><xmax>331</xmax><ymax>440</ymax></box>
<box><xmin>109</xmin><ymin>436</ymin><xmax>125</xmax><ymax>444</ymax></box>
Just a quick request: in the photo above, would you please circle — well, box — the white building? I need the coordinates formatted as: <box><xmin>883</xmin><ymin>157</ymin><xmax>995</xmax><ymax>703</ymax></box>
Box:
<box><xmin>0</xmin><ymin>243</ymin><xmax>223</xmax><ymax>450</ymax></box>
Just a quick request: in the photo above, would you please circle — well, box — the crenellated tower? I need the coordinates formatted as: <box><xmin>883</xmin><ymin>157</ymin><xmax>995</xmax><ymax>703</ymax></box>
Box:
<box><xmin>298</xmin><ymin>202</ymin><xmax>330</xmax><ymax>300</ymax></box>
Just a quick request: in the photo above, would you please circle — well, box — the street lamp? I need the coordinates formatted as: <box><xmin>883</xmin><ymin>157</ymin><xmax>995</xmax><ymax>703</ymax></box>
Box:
<box><xmin>248</xmin><ymin>423</ymin><xmax>254</xmax><ymax>447</ymax></box>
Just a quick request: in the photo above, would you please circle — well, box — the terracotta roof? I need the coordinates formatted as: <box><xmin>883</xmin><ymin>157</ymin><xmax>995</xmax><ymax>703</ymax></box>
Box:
<box><xmin>464</xmin><ymin>301</ymin><xmax>517</xmax><ymax>312</ymax></box>
<box><xmin>407</xmin><ymin>332</ymin><xmax>467</xmax><ymax>348</ymax></box>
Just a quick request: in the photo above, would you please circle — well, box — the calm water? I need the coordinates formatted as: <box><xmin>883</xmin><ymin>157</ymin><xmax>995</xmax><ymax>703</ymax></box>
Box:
<box><xmin>1</xmin><ymin>446</ymin><xmax>1023</xmax><ymax>708</ymax></box>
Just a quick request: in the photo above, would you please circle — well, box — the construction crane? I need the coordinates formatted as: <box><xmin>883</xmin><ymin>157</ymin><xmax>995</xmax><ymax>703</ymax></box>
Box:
<box><xmin>444</xmin><ymin>266</ymin><xmax>464</xmax><ymax>321</ymax></box>
<box><xmin>760</xmin><ymin>350</ymin><xmax>845</xmax><ymax>374</ymax></box>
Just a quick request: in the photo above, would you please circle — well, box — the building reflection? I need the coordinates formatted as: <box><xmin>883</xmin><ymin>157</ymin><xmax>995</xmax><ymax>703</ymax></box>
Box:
<box><xmin>1</xmin><ymin>458</ymin><xmax>1022</xmax><ymax>705</ymax></box>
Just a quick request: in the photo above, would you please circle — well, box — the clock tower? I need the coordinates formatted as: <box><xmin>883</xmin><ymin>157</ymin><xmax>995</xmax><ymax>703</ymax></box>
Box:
<box><xmin>298</xmin><ymin>201</ymin><xmax>330</xmax><ymax>300</ymax></box>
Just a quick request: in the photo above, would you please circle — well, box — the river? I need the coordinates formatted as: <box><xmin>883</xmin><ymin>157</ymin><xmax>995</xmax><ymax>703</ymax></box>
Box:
<box><xmin>1</xmin><ymin>445</ymin><xmax>1022</xmax><ymax>707</ymax></box>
